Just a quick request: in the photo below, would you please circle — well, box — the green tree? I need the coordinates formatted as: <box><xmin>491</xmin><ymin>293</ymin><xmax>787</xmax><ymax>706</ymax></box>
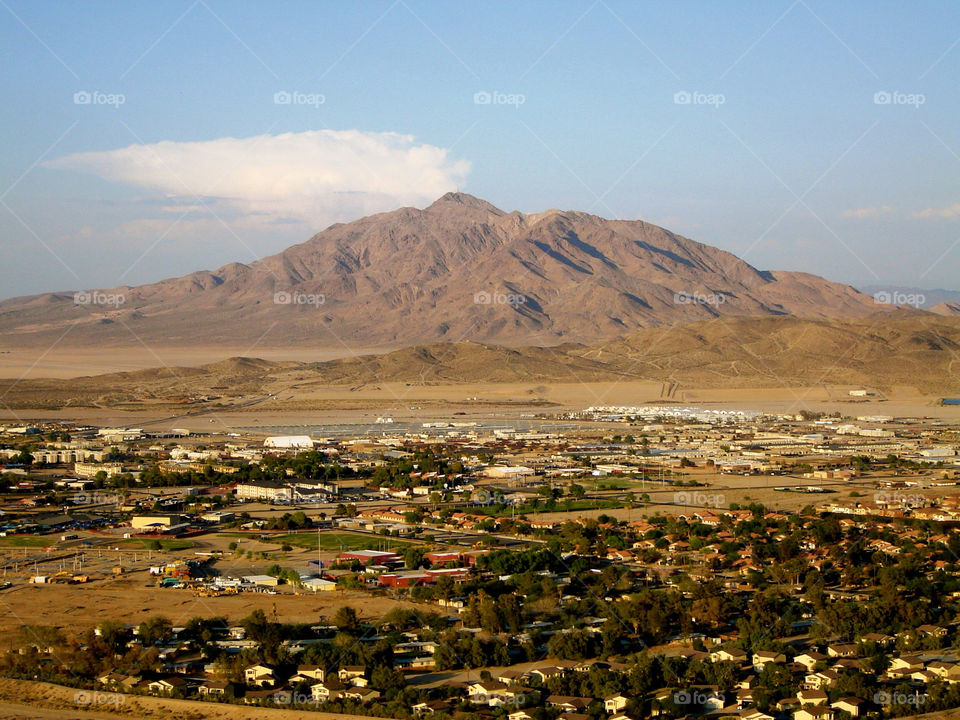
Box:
<box><xmin>403</xmin><ymin>547</ymin><xmax>425</xmax><ymax>570</ymax></box>
<box><xmin>138</xmin><ymin>615</ymin><xmax>172</xmax><ymax>646</ymax></box>
<box><xmin>333</xmin><ymin>605</ymin><xmax>360</xmax><ymax>632</ymax></box>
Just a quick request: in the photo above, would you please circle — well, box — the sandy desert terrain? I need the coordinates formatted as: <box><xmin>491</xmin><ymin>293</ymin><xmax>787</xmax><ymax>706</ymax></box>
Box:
<box><xmin>0</xmin><ymin>678</ymin><xmax>384</xmax><ymax>720</ymax></box>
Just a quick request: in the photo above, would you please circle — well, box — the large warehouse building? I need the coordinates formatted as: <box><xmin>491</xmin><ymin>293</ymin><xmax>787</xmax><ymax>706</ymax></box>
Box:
<box><xmin>264</xmin><ymin>435</ymin><xmax>314</xmax><ymax>449</ymax></box>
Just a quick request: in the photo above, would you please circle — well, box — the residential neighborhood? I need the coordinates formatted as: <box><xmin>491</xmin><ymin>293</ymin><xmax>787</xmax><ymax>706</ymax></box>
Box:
<box><xmin>1</xmin><ymin>408</ymin><xmax>960</xmax><ymax>719</ymax></box>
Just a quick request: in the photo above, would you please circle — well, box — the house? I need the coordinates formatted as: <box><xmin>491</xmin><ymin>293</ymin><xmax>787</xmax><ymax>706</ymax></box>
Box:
<box><xmin>338</xmin><ymin>665</ymin><xmax>366</xmax><ymax>682</ymax></box>
<box><xmin>832</xmin><ymin>658</ymin><xmax>869</xmax><ymax>674</ymax></box>
<box><xmin>889</xmin><ymin>655</ymin><xmax>924</xmax><ymax>672</ymax></box>
<box><xmin>410</xmin><ymin>700</ymin><xmax>453</xmax><ymax>715</ymax></box>
<box><xmin>793</xmin><ymin>652</ymin><xmax>828</xmax><ymax>672</ymax></box>
<box><xmin>529</xmin><ymin>665</ymin><xmax>566</xmax><ymax>682</ymax></box>
<box><xmin>166</xmin><ymin>651</ymin><xmax>205</xmax><ymax>674</ymax></box>
<box><xmin>244</xmin><ymin>663</ymin><xmax>276</xmax><ymax>688</ymax></box>
<box><xmin>290</xmin><ymin>664</ymin><xmax>325</xmax><ymax>684</ymax></box>
<box><xmin>752</xmin><ymin>650</ymin><xmax>786</xmax><ymax>672</ymax></box>
<box><xmin>860</xmin><ymin>632</ymin><xmax>894</xmax><ymax>648</ymax></box>
<box><xmin>98</xmin><ymin>672</ymin><xmax>140</xmax><ymax>689</ymax></box>
<box><xmin>508</xmin><ymin>711</ymin><xmax>535</xmax><ymax>720</ymax></box>
<box><xmin>311</xmin><ymin>678</ymin><xmax>345</xmax><ymax>702</ymax></box>
<box><xmin>97</xmin><ymin>672</ymin><xmax>126</xmax><ymax>686</ymax></box>
<box><xmin>148</xmin><ymin>676</ymin><xmax>187</xmax><ymax>694</ymax></box>
<box><xmin>710</xmin><ymin>647</ymin><xmax>748</xmax><ymax>664</ymax></box>
<box><xmin>826</xmin><ymin>643</ymin><xmax>857</xmax><ymax>657</ymax></box>
<box><xmin>804</xmin><ymin>670</ymin><xmax>840</xmax><ymax>690</ymax></box>
<box><xmin>342</xmin><ymin>687</ymin><xmax>381</xmax><ymax>703</ymax></box>
<box><xmin>497</xmin><ymin>668</ymin><xmax>525</xmax><ymax>684</ymax></box>
<box><xmin>943</xmin><ymin>664</ymin><xmax>960</xmax><ymax>684</ymax></box>
<box><xmin>831</xmin><ymin>697</ymin><xmax>865</xmax><ymax>717</ymax></box>
<box><xmin>798</xmin><ymin>689</ymin><xmax>829</xmax><ymax>706</ymax></box>
<box><xmin>777</xmin><ymin>697</ymin><xmax>801</xmax><ymax>714</ymax></box>
<box><xmin>546</xmin><ymin>695</ymin><xmax>592</xmax><ymax>712</ymax></box>
<box><xmin>413</xmin><ymin>699</ymin><xmax>454</xmax><ymax>715</ymax></box>
<box><xmin>242</xmin><ymin>687</ymin><xmax>293</xmax><ymax>704</ymax></box>
<box><xmin>198</xmin><ymin>679</ymin><xmax>236</xmax><ymax>697</ymax></box>
<box><xmin>468</xmin><ymin>681</ymin><xmax>510</xmax><ymax>706</ymax></box>
<box><xmin>740</xmin><ymin>711</ymin><xmax>775</xmax><ymax>720</ymax></box>
<box><xmin>917</xmin><ymin>624</ymin><xmax>948</xmax><ymax>638</ymax></box>
<box><xmin>302</xmin><ymin>577</ymin><xmax>338</xmax><ymax>592</ymax></box>
<box><xmin>692</xmin><ymin>688</ymin><xmax>725</xmax><ymax>712</ymax></box>
<box><xmin>926</xmin><ymin>660</ymin><xmax>955</xmax><ymax>679</ymax></box>
<box><xmin>795</xmin><ymin>707</ymin><xmax>835</xmax><ymax>720</ymax></box>
<box><xmin>604</xmin><ymin>693</ymin><xmax>629</xmax><ymax>713</ymax></box>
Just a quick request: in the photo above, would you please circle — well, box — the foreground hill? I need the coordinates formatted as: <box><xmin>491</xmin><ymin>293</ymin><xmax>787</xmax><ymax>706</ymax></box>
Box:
<box><xmin>575</xmin><ymin>312</ymin><xmax>960</xmax><ymax>391</ymax></box>
<box><xmin>0</xmin><ymin>193</ymin><xmax>880</xmax><ymax>349</ymax></box>
<box><xmin>2</xmin><ymin>314</ymin><xmax>958</xmax><ymax>408</ymax></box>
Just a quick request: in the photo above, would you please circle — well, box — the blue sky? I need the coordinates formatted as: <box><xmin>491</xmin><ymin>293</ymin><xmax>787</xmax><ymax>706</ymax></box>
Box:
<box><xmin>2</xmin><ymin>0</ymin><xmax>959</xmax><ymax>298</ymax></box>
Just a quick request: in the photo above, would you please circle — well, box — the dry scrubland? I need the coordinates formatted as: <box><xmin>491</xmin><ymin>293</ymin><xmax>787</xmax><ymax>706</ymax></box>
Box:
<box><xmin>0</xmin><ymin>572</ymin><xmax>419</xmax><ymax>639</ymax></box>
<box><xmin>2</xmin><ymin>316</ymin><xmax>960</xmax><ymax>413</ymax></box>
<box><xmin>0</xmin><ymin>677</ymin><xmax>953</xmax><ymax>720</ymax></box>
<box><xmin>0</xmin><ymin>678</ymin><xmax>383</xmax><ymax>720</ymax></box>
<box><xmin>0</xmin><ymin>530</ymin><xmax>439</xmax><ymax>637</ymax></box>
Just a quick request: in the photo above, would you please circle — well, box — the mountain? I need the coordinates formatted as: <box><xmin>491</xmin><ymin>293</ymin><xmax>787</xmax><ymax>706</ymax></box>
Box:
<box><xmin>930</xmin><ymin>301</ymin><xmax>960</xmax><ymax>316</ymax></box>
<box><xmin>307</xmin><ymin>314</ymin><xmax>960</xmax><ymax>391</ymax></box>
<box><xmin>4</xmin><ymin>315</ymin><xmax>959</xmax><ymax>408</ymax></box>
<box><xmin>0</xmin><ymin>193</ymin><xmax>883</xmax><ymax>350</ymax></box>
<box><xmin>574</xmin><ymin>312</ymin><xmax>960</xmax><ymax>391</ymax></box>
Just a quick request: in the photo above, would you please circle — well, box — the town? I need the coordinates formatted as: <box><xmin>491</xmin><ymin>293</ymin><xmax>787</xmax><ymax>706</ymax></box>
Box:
<box><xmin>1</xmin><ymin>404</ymin><xmax>960</xmax><ymax>720</ymax></box>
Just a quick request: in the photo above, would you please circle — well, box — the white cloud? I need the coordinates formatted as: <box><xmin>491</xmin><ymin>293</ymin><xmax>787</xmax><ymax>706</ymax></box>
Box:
<box><xmin>912</xmin><ymin>202</ymin><xmax>960</xmax><ymax>219</ymax></box>
<box><xmin>44</xmin><ymin>129</ymin><xmax>471</xmax><ymax>227</ymax></box>
<box><xmin>841</xmin><ymin>205</ymin><xmax>891</xmax><ymax>218</ymax></box>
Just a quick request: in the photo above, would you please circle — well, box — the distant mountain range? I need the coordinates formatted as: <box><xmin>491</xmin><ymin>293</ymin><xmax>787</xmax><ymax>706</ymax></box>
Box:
<box><xmin>859</xmin><ymin>285</ymin><xmax>960</xmax><ymax>314</ymax></box>
<box><xmin>0</xmin><ymin>193</ymin><xmax>891</xmax><ymax>350</ymax></box>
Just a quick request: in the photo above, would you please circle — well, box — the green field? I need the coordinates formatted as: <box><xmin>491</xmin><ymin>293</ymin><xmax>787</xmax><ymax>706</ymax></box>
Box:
<box><xmin>256</xmin><ymin>531</ymin><xmax>419</xmax><ymax>551</ymax></box>
<box><xmin>115</xmin><ymin>538</ymin><xmax>194</xmax><ymax>551</ymax></box>
<box><xmin>478</xmin><ymin>498</ymin><xmax>624</xmax><ymax>517</ymax></box>
<box><xmin>0</xmin><ymin>535</ymin><xmax>53</xmax><ymax>547</ymax></box>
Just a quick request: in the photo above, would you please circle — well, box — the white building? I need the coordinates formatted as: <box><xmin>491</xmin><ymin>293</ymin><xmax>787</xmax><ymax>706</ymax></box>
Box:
<box><xmin>264</xmin><ymin>435</ymin><xmax>313</xmax><ymax>449</ymax></box>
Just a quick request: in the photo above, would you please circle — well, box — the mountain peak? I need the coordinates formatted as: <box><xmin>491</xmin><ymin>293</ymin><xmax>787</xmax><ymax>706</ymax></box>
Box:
<box><xmin>428</xmin><ymin>192</ymin><xmax>504</xmax><ymax>214</ymax></box>
<box><xmin>0</xmin><ymin>195</ymin><xmax>883</xmax><ymax>350</ymax></box>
